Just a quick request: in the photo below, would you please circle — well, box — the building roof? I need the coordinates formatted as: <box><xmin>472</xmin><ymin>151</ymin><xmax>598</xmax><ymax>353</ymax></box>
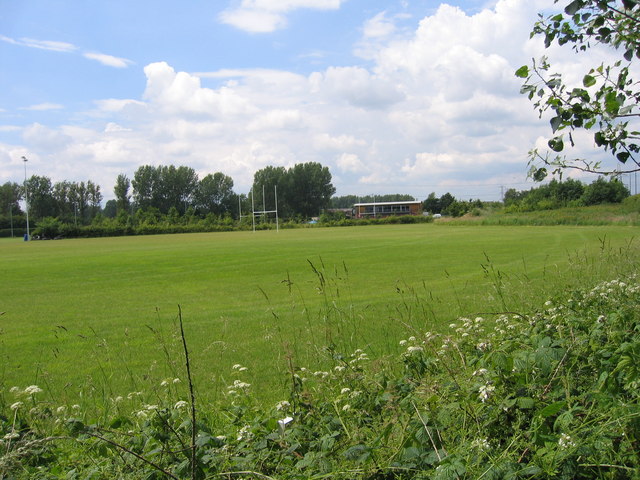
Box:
<box><xmin>353</xmin><ymin>200</ymin><xmax>422</xmax><ymax>207</ymax></box>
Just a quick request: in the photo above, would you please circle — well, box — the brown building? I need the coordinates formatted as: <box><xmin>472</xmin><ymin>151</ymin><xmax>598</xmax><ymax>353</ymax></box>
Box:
<box><xmin>353</xmin><ymin>200</ymin><xmax>423</xmax><ymax>219</ymax></box>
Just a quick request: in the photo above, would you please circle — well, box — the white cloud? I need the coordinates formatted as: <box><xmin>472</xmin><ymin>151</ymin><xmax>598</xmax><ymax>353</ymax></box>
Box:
<box><xmin>95</xmin><ymin>99</ymin><xmax>146</xmax><ymax>112</ymax></box>
<box><xmin>0</xmin><ymin>35</ymin><xmax>77</xmax><ymax>52</ymax></box>
<box><xmin>143</xmin><ymin>62</ymin><xmax>257</xmax><ymax>117</ymax></box>
<box><xmin>218</xmin><ymin>9</ymin><xmax>286</xmax><ymax>33</ymax></box>
<box><xmin>21</xmin><ymin>103</ymin><xmax>64</xmax><ymax>111</ymax></box>
<box><xmin>247</xmin><ymin>110</ymin><xmax>304</xmax><ymax>131</ymax></box>
<box><xmin>313</xmin><ymin>133</ymin><xmax>366</xmax><ymax>151</ymax></box>
<box><xmin>219</xmin><ymin>0</ymin><xmax>345</xmax><ymax>33</ymax></box>
<box><xmin>310</xmin><ymin>66</ymin><xmax>404</xmax><ymax>109</ymax></box>
<box><xmin>337</xmin><ymin>153</ymin><xmax>365</xmax><ymax>173</ymax></box>
<box><xmin>22</xmin><ymin>123</ymin><xmax>72</xmax><ymax>153</ymax></box>
<box><xmin>83</xmin><ymin>52</ymin><xmax>134</xmax><ymax>68</ymax></box>
<box><xmin>362</xmin><ymin>12</ymin><xmax>396</xmax><ymax>39</ymax></box>
<box><xmin>1</xmin><ymin>34</ymin><xmax>132</xmax><ymax>68</ymax></box>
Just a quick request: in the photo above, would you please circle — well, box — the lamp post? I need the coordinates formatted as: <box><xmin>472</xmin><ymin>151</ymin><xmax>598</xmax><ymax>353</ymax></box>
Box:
<box><xmin>22</xmin><ymin>156</ymin><xmax>30</xmax><ymax>241</ymax></box>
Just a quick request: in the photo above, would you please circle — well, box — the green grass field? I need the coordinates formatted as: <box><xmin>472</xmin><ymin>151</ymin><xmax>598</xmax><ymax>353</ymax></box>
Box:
<box><xmin>0</xmin><ymin>224</ymin><xmax>636</xmax><ymax>404</ymax></box>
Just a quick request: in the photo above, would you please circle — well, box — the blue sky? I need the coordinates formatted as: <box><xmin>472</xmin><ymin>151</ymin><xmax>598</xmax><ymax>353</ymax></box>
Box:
<box><xmin>0</xmin><ymin>0</ymin><xmax>616</xmax><ymax>202</ymax></box>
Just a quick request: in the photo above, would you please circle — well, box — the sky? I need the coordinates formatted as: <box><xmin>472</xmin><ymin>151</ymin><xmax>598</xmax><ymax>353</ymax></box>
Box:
<box><xmin>0</xmin><ymin>0</ymin><xmax>624</xmax><ymax>202</ymax></box>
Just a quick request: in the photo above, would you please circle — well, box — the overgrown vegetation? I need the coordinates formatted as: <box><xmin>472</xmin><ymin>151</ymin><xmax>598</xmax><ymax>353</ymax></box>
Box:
<box><xmin>504</xmin><ymin>177</ymin><xmax>630</xmax><ymax>213</ymax></box>
<box><xmin>2</xmin><ymin>241</ymin><xmax>638</xmax><ymax>479</ymax></box>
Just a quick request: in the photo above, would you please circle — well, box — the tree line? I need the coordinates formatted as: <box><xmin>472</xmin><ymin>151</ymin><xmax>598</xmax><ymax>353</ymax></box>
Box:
<box><xmin>0</xmin><ymin>162</ymin><xmax>336</xmax><ymax>237</ymax></box>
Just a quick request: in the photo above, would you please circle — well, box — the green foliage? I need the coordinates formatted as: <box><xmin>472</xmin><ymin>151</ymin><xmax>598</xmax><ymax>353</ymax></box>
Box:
<box><xmin>518</xmin><ymin>0</ymin><xmax>640</xmax><ymax>179</ymax></box>
<box><xmin>331</xmin><ymin>194</ymin><xmax>416</xmax><ymax>209</ymax></box>
<box><xmin>252</xmin><ymin>162</ymin><xmax>336</xmax><ymax>219</ymax></box>
<box><xmin>581</xmin><ymin>176</ymin><xmax>630</xmax><ymax>205</ymax></box>
<box><xmin>504</xmin><ymin>177</ymin><xmax>627</xmax><ymax>212</ymax></box>
<box><xmin>33</xmin><ymin>216</ymin><xmax>63</xmax><ymax>239</ymax></box>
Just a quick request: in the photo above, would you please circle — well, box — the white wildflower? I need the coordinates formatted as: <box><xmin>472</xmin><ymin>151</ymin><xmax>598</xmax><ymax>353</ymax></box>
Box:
<box><xmin>473</xmin><ymin>368</ymin><xmax>488</xmax><ymax>376</ymax></box>
<box><xmin>9</xmin><ymin>386</ymin><xmax>20</xmax><ymax>394</ymax></box>
<box><xmin>334</xmin><ymin>365</ymin><xmax>346</xmax><ymax>372</ymax></box>
<box><xmin>237</xmin><ymin>425</ymin><xmax>252</xmax><ymax>441</ymax></box>
<box><xmin>340</xmin><ymin>387</ymin><xmax>351</xmax><ymax>395</ymax></box>
<box><xmin>478</xmin><ymin>384</ymin><xmax>495</xmax><ymax>402</ymax></box>
<box><xmin>399</xmin><ymin>340</ymin><xmax>408</xmax><ymax>346</ymax></box>
<box><xmin>160</xmin><ymin>379</ymin><xmax>169</xmax><ymax>387</ymax></box>
<box><xmin>407</xmin><ymin>346</ymin><xmax>423</xmax><ymax>353</ymax></box>
<box><xmin>275</xmin><ymin>400</ymin><xmax>290</xmax><ymax>411</ymax></box>
<box><xmin>408</xmin><ymin>336</ymin><xmax>416</xmax><ymax>342</ymax></box>
<box><xmin>558</xmin><ymin>433</ymin><xmax>575</xmax><ymax>449</ymax></box>
<box><xmin>114</xmin><ymin>396</ymin><xmax>123</xmax><ymax>403</ymax></box>
<box><xmin>3</xmin><ymin>432</ymin><xmax>19</xmax><ymax>440</ymax></box>
<box><xmin>24</xmin><ymin>385</ymin><xmax>42</xmax><ymax>395</ymax></box>
<box><xmin>342</xmin><ymin>404</ymin><xmax>351</xmax><ymax>411</ymax></box>
<box><xmin>172</xmin><ymin>378</ymin><xmax>181</xmax><ymax>384</ymax></box>
<box><xmin>56</xmin><ymin>406</ymin><xmax>66</xmax><ymax>414</ymax></box>
<box><xmin>10</xmin><ymin>402</ymin><xmax>23</xmax><ymax>410</ymax></box>
<box><xmin>174</xmin><ymin>400</ymin><xmax>188</xmax><ymax>409</ymax></box>
<box><xmin>472</xmin><ymin>438</ymin><xmax>490</xmax><ymax>450</ymax></box>
<box><xmin>232</xmin><ymin>364</ymin><xmax>242</xmax><ymax>370</ymax></box>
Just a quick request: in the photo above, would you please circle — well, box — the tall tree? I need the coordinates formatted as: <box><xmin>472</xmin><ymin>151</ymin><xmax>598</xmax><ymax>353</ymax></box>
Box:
<box><xmin>25</xmin><ymin>175</ymin><xmax>55</xmax><ymax>220</ymax></box>
<box><xmin>283</xmin><ymin>162</ymin><xmax>336</xmax><ymax>218</ymax></box>
<box><xmin>251</xmin><ymin>165</ymin><xmax>288</xmax><ymax>215</ymax></box>
<box><xmin>158</xmin><ymin>165</ymin><xmax>198</xmax><ymax>214</ymax></box>
<box><xmin>0</xmin><ymin>182</ymin><xmax>23</xmax><ymax>216</ymax></box>
<box><xmin>132</xmin><ymin>165</ymin><xmax>198</xmax><ymax>214</ymax></box>
<box><xmin>114</xmin><ymin>174</ymin><xmax>131</xmax><ymax>213</ymax></box>
<box><xmin>517</xmin><ymin>0</ymin><xmax>640</xmax><ymax>180</ymax></box>
<box><xmin>87</xmin><ymin>181</ymin><xmax>102</xmax><ymax>219</ymax></box>
<box><xmin>132</xmin><ymin>165</ymin><xmax>161</xmax><ymax>210</ymax></box>
<box><xmin>196</xmin><ymin>172</ymin><xmax>235</xmax><ymax>216</ymax></box>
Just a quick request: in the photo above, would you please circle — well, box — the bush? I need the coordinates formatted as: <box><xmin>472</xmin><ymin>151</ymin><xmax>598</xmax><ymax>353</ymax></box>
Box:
<box><xmin>33</xmin><ymin>217</ymin><xmax>62</xmax><ymax>239</ymax></box>
<box><xmin>581</xmin><ymin>177</ymin><xmax>630</xmax><ymax>205</ymax></box>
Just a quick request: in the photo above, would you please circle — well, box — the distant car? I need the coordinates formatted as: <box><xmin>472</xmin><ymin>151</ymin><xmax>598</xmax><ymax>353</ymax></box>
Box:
<box><xmin>433</xmin><ymin>214</ymin><xmax>442</xmax><ymax>218</ymax></box>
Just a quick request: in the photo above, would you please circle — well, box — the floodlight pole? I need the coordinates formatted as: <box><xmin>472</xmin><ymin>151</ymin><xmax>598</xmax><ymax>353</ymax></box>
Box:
<box><xmin>22</xmin><ymin>156</ymin><xmax>30</xmax><ymax>241</ymax></box>
<box><xmin>274</xmin><ymin>185</ymin><xmax>279</xmax><ymax>232</ymax></box>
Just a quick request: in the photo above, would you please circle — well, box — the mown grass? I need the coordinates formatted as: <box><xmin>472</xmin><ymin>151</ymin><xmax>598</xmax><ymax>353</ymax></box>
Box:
<box><xmin>2</xmin><ymin>226</ymin><xmax>639</xmax><ymax>479</ymax></box>
<box><xmin>0</xmin><ymin>224</ymin><xmax>636</xmax><ymax>406</ymax></box>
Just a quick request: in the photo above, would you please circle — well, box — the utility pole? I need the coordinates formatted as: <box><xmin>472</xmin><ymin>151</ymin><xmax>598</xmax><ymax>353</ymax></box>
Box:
<box><xmin>22</xmin><ymin>156</ymin><xmax>30</xmax><ymax>241</ymax></box>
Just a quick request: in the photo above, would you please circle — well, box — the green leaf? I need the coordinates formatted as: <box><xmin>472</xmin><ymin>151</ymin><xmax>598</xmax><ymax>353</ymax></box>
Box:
<box><xmin>564</xmin><ymin>0</ymin><xmax>583</xmax><ymax>15</ymax></box>
<box><xmin>624</xmin><ymin>49</ymin><xmax>634</xmax><ymax>62</ymax></box>
<box><xmin>550</xmin><ymin>116</ymin><xmax>563</xmax><ymax>133</ymax></box>
<box><xmin>537</xmin><ymin>401</ymin><xmax>566</xmax><ymax>418</ymax></box>
<box><xmin>617</xmin><ymin>152</ymin><xmax>630</xmax><ymax>163</ymax></box>
<box><xmin>583</xmin><ymin>74</ymin><xmax>596</xmax><ymax>87</ymax></box>
<box><xmin>516</xmin><ymin>397</ymin><xmax>536</xmax><ymax>409</ymax></box>
<box><xmin>515</xmin><ymin>65</ymin><xmax>529</xmax><ymax>78</ymax></box>
<box><xmin>605</xmin><ymin>91</ymin><xmax>621</xmax><ymax>114</ymax></box>
<box><xmin>548</xmin><ymin>136</ymin><xmax>564</xmax><ymax>152</ymax></box>
<box><xmin>594</xmin><ymin>131</ymin><xmax>607</xmax><ymax>146</ymax></box>
<box><xmin>533</xmin><ymin>168</ymin><xmax>548</xmax><ymax>182</ymax></box>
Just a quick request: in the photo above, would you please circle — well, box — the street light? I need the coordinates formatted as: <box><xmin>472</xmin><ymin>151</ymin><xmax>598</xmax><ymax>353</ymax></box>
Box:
<box><xmin>22</xmin><ymin>156</ymin><xmax>30</xmax><ymax>241</ymax></box>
